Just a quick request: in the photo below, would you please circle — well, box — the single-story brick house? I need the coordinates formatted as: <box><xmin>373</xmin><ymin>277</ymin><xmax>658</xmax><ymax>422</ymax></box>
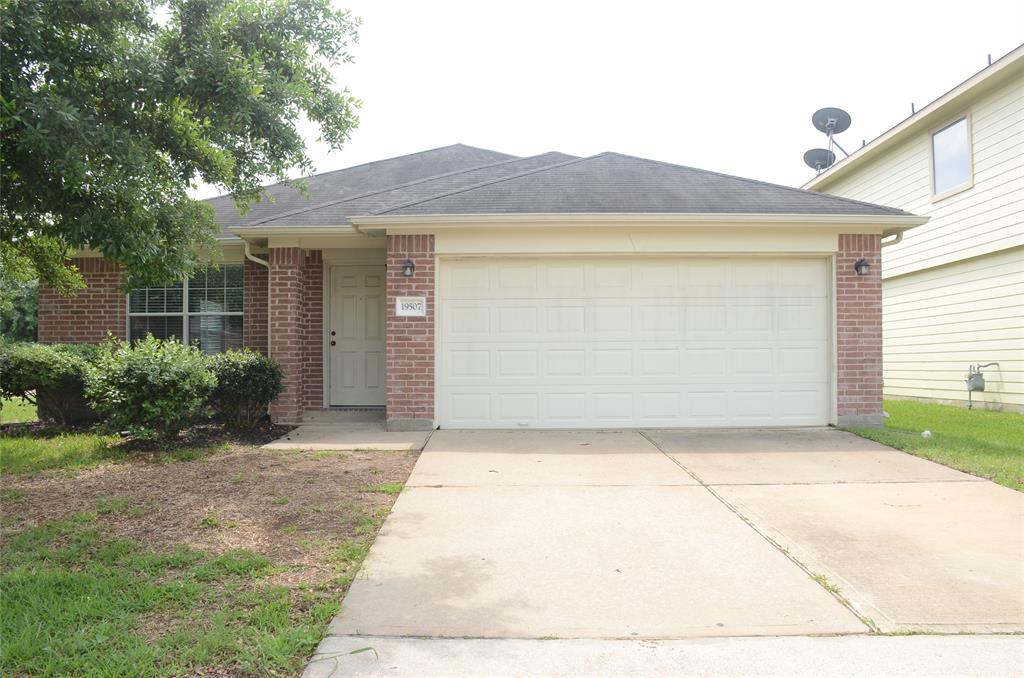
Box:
<box><xmin>39</xmin><ymin>144</ymin><xmax>927</xmax><ymax>430</ymax></box>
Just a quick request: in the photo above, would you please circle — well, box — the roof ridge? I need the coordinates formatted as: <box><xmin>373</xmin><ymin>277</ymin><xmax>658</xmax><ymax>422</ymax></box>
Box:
<box><xmin>598</xmin><ymin>152</ymin><xmax>909</xmax><ymax>215</ymax></box>
<box><xmin>249</xmin><ymin>151</ymin><xmax>573</xmax><ymax>227</ymax></box>
<box><xmin>204</xmin><ymin>143</ymin><xmax>518</xmax><ymax>204</ymax></box>
<box><xmin>371</xmin><ymin>153</ymin><xmax>606</xmax><ymax>215</ymax></box>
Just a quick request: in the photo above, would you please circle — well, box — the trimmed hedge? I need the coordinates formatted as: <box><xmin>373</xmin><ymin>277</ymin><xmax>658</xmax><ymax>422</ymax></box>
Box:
<box><xmin>85</xmin><ymin>336</ymin><xmax>216</xmax><ymax>439</ymax></box>
<box><xmin>2</xmin><ymin>339</ymin><xmax>284</xmax><ymax>435</ymax></box>
<box><xmin>208</xmin><ymin>349</ymin><xmax>282</xmax><ymax>428</ymax></box>
<box><xmin>0</xmin><ymin>342</ymin><xmax>101</xmax><ymax>424</ymax></box>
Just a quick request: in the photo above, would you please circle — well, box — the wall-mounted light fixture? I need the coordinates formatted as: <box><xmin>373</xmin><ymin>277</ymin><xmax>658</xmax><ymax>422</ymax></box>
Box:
<box><xmin>853</xmin><ymin>258</ymin><xmax>871</xmax><ymax>276</ymax></box>
<box><xmin>401</xmin><ymin>259</ymin><xmax>416</xmax><ymax>277</ymax></box>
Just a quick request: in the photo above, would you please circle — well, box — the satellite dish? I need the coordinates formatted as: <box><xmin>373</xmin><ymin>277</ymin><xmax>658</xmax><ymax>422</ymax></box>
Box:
<box><xmin>812</xmin><ymin>107</ymin><xmax>852</xmax><ymax>135</ymax></box>
<box><xmin>804</xmin><ymin>148</ymin><xmax>836</xmax><ymax>171</ymax></box>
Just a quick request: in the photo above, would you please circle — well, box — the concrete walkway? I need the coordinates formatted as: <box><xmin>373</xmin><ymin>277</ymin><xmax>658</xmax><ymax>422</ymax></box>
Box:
<box><xmin>306</xmin><ymin>428</ymin><xmax>1024</xmax><ymax>676</ymax></box>
<box><xmin>305</xmin><ymin>635</ymin><xmax>1024</xmax><ymax>678</ymax></box>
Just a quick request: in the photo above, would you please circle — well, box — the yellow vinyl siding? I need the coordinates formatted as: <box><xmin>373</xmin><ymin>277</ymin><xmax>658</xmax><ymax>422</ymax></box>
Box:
<box><xmin>882</xmin><ymin>247</ymin><xmax>1024</xmax><ymax>409</ymax></box>
<box><xmin>823</xmin><ymin>78</ymin><xmax>1024</xmax><ymax>280</ymax></box>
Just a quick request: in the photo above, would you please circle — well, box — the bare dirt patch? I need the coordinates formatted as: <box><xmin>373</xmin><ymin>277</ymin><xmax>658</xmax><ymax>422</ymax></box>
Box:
<box><xmin>3</xmin><ymin>445</ymin><xmax>419</xmax><ymax>589</ymax></box>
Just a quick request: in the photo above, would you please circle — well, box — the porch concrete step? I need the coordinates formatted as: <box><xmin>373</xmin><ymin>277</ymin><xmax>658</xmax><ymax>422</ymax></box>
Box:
<box><xmin>302</xmin><ymin>409</ymin><xmax>385</xmax><ymax>424</ymax></box>
<box><xmin>263</xmin><ymin>423</ymin><xmax>429</xmax><ymax>452</ymax></box>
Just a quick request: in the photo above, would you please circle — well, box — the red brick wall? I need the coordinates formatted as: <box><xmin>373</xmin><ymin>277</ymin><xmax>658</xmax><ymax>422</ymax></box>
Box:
<box><xmin>836</xmin><ymin>234</ymin><xmax>883</xmax><ymax>426</ymax></box>
<box><xmin>37</xmin><ymin>258</ymin><xmax>126</xmax><ymax>343</ymax></box>
<box><xmin>302</xmin><ymin>250</ymin><xmax>325</xmax><ymax>410</ymax></box>
<box><xmin>243</xmin><ymin>259</ymin><xmax>268</xmax><ymax>354</ymax></box>
<box><xmin>267</xmin><ymin>247</ymin><xmax>304</xmax><ymax>423</ymax></box>
<box><xmin>385</xmin><ymin>235</ymin><xmax>435</xmax><ymax>430</ymax></box>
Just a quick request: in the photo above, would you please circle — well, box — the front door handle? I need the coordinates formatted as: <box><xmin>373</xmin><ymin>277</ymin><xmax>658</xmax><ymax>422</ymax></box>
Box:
<box><xmin>330</xmin><ymin>340</ymin><xmax>336</xmax><ymax>346</ymax></box>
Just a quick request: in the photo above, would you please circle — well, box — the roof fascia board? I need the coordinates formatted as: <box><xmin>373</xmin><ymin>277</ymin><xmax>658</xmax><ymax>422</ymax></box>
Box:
<box><xmin>803</xmin><ymin>44</ymin><xmax>1024</xmax><ymax>190</ymax></box>
<box><xmin>350</xmin><ymin>213</ymin><xmax>928</xmax><ymax>228</ymax></box>
<box><xmin>229</xmin><ymin>225</ymin><xmax>362</xmax><ymax>237</ymax></box>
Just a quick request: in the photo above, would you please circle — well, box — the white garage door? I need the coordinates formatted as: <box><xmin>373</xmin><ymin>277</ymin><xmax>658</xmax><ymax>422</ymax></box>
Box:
<box><xmin>438</xmin><ymin>257</ymin><xmax>830</xmax><ymax>428</ymax></box>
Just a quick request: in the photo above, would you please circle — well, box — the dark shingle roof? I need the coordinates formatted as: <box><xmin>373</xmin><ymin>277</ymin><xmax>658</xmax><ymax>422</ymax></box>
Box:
<box><xmin>374</xmin><ymin>152</ymin><xmax>911</xmax><ymax>217</ymax></box>
<box><xmin>206</xmin><ymin>144</ymin><xmax>517</xmax><ymax>234</ymax></box>
<box><xmin>250</xmin><ymin>152</ymin><xmax>577</xmax><ymax>227</ymax></box>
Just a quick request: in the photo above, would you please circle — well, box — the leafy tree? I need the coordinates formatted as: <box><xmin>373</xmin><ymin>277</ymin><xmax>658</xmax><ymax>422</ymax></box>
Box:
<box><xmin>0</xmin><ymin>243</ymin><xmax>39</xmax><ymax>340</ymax></box>
<box><xmin>0</xmin><ymin>278</ymin><xmax>38</xmax><ymax>342</ymax></box>
<box><xmin>0</xmin><ymin>0</ymin><xmax>360</xmax><ymax>292</ymax></box>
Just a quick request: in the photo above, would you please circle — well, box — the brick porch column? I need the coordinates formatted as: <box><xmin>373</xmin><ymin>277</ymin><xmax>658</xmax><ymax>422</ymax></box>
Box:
<box><xmin>836</xmin><ymin>234</ymin><xmax>883</xmax><ymax>427</ymax></box>
<box><xmin>268</xmin><ymin>247</ymin><xmax>304</xmax><ymax>423</ymax></box>
<box><xmin>302</xmin><ymin>250</ymin><xmax>325</xmax><ymax>410</ymax></box>
<box><xmin>385</xmin><ymin>234</ymin><xmax>435</xmax><ymax>431</ymax></box>
<box><xmin>242</xmin><ymin>259</ymin><xmax>268</xmax><ymax>354</ymax></box>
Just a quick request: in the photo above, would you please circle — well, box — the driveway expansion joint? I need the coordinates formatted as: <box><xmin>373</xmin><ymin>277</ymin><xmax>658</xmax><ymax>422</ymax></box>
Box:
<box><xmin>638</xmin><ymin>430</ymin><xmax>877</xmax><ymax>633</ymax></box>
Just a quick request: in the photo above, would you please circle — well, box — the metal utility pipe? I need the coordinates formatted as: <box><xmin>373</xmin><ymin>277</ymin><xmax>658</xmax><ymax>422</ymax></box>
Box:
<box><xmin>966</xmin><ymin>362</ymin><xmax>999</xmax><ymax>410</ymax></box>
<box><xmin>243</xmin><ymin>241</ymin><xmax>272</xmax><ymax>358</ymax></box>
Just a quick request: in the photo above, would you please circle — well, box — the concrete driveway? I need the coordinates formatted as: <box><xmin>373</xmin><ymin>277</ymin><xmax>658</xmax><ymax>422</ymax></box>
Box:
<box><xmin>320</xmin><ymin>428</ymin><xmax>1023</xmax><ymax>644</ymax></box>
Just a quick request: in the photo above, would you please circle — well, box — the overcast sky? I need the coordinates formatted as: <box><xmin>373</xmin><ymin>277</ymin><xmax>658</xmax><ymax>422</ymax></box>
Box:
<box><xmin>195</xmin><ymin>0</ymin><xmax>1023</xmax><ymax>199</ymax></box>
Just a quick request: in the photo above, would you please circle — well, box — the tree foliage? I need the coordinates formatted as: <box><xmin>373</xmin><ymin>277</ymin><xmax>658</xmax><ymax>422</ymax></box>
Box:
<box><xmin>0</xmin><ymin>0</ymin><xmax>360</xmax><ymax>291</ymax></box>
<box><xmin>0</xmin><ymin>245</ymin><xmax>39</xmax><ymax>341</ymax></box>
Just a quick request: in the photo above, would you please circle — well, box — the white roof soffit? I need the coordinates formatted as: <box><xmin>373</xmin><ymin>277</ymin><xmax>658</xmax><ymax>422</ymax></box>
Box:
<box><xmin>803</xmin><ymin>43</ymin><xmax>1024</xmax><ymax>190</ymax></box>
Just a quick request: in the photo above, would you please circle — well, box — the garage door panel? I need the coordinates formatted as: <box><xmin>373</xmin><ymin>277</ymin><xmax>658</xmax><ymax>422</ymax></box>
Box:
<box><xmin>439</xmin><ymin>383</ymin><xmax>830</xmax><ymax>428</ymax></box>
<box><xmin>445</xmin><ymin>297</ymin><xmax>828</xmax><ymax>342</ymax></box>
<box><xmin>446</xmin><ymin>345</ymin><xmax>826</xmax><ymax>385</ymax></box>
<box><xmin>443</xmin><ymin>259</ymin><xmax>829</xmax><ymax>301</ymax></box>
<box><xmin>440</xmin><ymin>257</ymin><xmax>830</xmax><ymax>428</ymax></box>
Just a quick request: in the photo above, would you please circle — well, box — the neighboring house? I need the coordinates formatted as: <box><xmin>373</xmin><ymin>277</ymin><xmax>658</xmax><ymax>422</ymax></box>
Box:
<box><xmin>38</xmin><ymin>144</ymin><xmax>926</xmax><ymax>430</ymax></box>
<box><xmin>804</xmin><ymin>45</ymin><xmax>1023</xmax><ymax>412</ymax></box>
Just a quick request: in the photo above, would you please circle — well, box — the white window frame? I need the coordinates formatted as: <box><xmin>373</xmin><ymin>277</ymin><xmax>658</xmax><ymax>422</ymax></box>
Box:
<box><xmin>929</xmin><ymin>113</ymin><xmax>974</xmax><ymax>202</ymax></box>
<box><xmin>125</xmin><ymin>263</ymin><xmax>245</xmax><ymax>352</ymax></box>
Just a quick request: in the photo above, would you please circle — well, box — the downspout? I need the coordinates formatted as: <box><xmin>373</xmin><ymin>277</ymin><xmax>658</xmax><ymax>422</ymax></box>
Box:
<box><xmin>881</xmin><ymin>231</ymin><xmax>904</xmax><ymax>247</ymax></box>
<box><xmin>350</xmin><ymin>222</ymin><xmax>384</xmax><ymax>238</ymax></box>
<box><xmin>243</xmin><ymin>241</ymin><xmax>272</xmax><ymax>358</ymax></box>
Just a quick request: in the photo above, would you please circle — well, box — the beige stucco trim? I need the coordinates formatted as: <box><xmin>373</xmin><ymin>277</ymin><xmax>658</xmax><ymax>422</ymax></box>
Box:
<box><xmin>432</xmin><ymin>227</ymin><xmax>854</xmax><ymax>256</ymax></box>
<box><xmin>804</xmin><ymin>43</ymin><xmax>1024</xmax><ymax>190</ymax></box>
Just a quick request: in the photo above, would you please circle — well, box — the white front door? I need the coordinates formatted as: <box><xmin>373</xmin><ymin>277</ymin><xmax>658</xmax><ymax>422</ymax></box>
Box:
<box><xmin>329</xmin><ymin>266</ymin><xmax>386</xmax><ymax>407</ymax></box>
<box><xmin>438</xmin><ymin>256</ymin><xmax>830</xmax><ymax>428</ymax></box>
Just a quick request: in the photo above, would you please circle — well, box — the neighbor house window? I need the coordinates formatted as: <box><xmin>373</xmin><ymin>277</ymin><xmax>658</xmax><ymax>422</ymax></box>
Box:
<box><xmin>128</xmin><ymin>264</ymin><xmax>244</xmax><ymax>353</ymax></box>
<box><xmin>931</xmin><ymin>116</ymin><xmax>972</xmax><ymax>196</ymax></box>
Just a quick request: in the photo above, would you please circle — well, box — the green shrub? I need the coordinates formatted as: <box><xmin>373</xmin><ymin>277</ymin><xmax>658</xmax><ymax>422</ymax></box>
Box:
<box><xmin>84</xmin><ymin>336</ymin><xmax>216</xmax><ymax>439</ymax></box>
<box><xmin>0</xmin><ymin>342</ymin><xmax>101</xmax><ymax>424</ymax></box>
<box><xmin>207</xmin><ymin>350</ymin><xmax>282</xmax><ymax>428</ymax></box>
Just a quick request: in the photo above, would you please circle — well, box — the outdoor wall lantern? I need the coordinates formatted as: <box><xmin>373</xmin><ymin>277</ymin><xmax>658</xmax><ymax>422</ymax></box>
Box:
<box><xmin>401</xmin><ymin>259</ymin><xmax>416</xmax><ymax>277</ymax></box>
<box><xmin>853</xmin><ymin>258</ymin><xmax>871</xmax><ymax>276</ymax></box>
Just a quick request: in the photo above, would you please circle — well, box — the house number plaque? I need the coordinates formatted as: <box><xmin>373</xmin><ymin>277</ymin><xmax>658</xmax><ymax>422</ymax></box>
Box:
<box><xmin>395</xmin><ymin>296</ymin><xmax>426</xmax><ymax>317</ymax></box>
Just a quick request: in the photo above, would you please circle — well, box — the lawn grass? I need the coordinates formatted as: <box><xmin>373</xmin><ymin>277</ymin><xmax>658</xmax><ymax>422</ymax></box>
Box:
<box><xmin>0</xmin><ymin>431</ymin><xmax>125</xmax><ymax>475</ymax></box>
<box><xmin>0</xmin><ymin>428</ymin><xmax>234</xmax><ymax>476</ymax></box>
<box><xmin>0</xmin><ymin>427</ymin><xmax>415</xmax><ymax>676</ymax></box>
<box><xmin>0</xmin><ymin>397</ymin><xmax>37</xmax><ymax>424</ymax></box>
<box><xmin>850</xmin><ymin>399</ymin><xmax>1024</xmax><ymax>491</ymax></box>
<box><xmin>0</xmin><ymin>514</ymin><xmax>339</xmax><ymax>676</ymax></box>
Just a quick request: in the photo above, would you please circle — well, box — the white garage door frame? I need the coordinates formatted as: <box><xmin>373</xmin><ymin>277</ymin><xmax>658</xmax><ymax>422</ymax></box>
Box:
<box><xmin>434</xmin><ymin>253</ymin><xmax>838</xmax><ymax>429</ymax></box>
